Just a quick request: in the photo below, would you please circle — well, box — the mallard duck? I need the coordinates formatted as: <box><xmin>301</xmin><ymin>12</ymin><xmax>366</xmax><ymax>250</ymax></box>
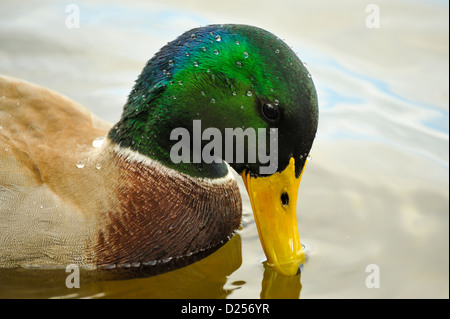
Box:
<box><xmin>0</xmin><ymin>24</ymin><xmax>318</xmax><ymax>276</ymax></box>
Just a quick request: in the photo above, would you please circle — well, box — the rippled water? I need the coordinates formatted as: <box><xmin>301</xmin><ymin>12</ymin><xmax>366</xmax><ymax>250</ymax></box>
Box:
<box><xmin>0</xmin><ymin>0</ymin><xmax>448</xmax><ymax>298</ymax></box>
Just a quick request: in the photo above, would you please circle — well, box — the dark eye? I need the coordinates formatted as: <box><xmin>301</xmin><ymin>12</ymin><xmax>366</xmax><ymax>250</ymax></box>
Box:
<box><xmin>261</xmin><ymin>102</ymin><xmax>279</xmax><ymax>121</ymax></box>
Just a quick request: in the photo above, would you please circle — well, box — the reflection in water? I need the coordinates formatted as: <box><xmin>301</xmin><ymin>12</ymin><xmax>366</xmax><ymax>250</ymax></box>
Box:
<box><xmin>0</xmin><ymin>234</ymin><xmax>243</xmax><ymax>299</ymax></box>
<box><xmin>106</xmin><ymin>234</ymin><xmax>243</xmax><ymax>298</ymax></box>
<box><xmin>260</xmin><ymin>262</ymin><xmax>301</xmax><ymax>299</ymax></box>
<box><xmin>0</xmin><ymin>233</ymin><xmax>303</xmax><ymax>299</ymax></box>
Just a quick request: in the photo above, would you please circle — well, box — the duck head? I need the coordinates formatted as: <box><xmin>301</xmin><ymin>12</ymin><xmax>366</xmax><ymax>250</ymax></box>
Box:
<box><xmin>109</xmin><ymin>24</ymin><xmax>318</xmax><ymax>276</ymax></box>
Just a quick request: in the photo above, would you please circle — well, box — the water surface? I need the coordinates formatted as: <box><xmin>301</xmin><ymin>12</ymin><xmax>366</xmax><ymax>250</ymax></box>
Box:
<box><xmin>0</xmin><ymin>0</ymin><xmax>448</xmax><ymax>298</ymax></box>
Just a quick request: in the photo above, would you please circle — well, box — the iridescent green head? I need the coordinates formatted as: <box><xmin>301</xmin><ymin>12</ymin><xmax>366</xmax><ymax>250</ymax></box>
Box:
<box><xmin>109</xmin><ymin>24</ymin><xmax>318</xmax><ymax>179</ymax></box>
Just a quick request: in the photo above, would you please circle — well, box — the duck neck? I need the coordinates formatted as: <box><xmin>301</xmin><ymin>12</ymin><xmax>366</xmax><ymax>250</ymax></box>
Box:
<box><xmin>108</xmin><ymin>110</ymin><xmax>229</xmax><ymax>179</ymax></box>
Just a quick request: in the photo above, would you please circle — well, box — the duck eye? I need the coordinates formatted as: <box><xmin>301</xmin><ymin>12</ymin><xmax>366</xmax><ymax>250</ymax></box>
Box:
<box><xmin>262</xmin><ymin>102</ymin><xmax>279</xmax><ymax>121</ymax></box>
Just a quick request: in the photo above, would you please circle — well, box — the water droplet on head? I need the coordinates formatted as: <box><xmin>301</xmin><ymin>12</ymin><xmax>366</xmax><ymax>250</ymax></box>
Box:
<box><xmin>214</xmin><ymin>49</ymin><xmax>219</xmax><ymax>55</ymax></box>
<box><xmin>201</xmin><ymin>91</ymin><xmax>205</xmax><ymax>96</ymax></box>
<box><xmin>246</xmin><ymin>91</ymin><xmax>252</xmax><ymax>97</ymax></box>
<box><xmin>168</xmin><ymin>59</ymin><xmax>174</xmax><ymax>66</ymax></box>
<box><xmin>307</xmin><ymin>73</ymin><xmax>312</xmax><ymax>78</ymax></box>
<box><xmin>236</xmin><ymin>61</ymin><xmax>242</xmax><ymax>68</ymax></box>
<box><xmin>215</xmin><ymin>35</ymin><xmax>222</xmax><ymax>42</ymax></box>
<box><xmin>303</xmin><ymin>62</ymin><xmax>308</xmax><ymax>66</ymax></box>
<box><xmin>307</xmin><ymin>154</ymin><xmax>312</xmax><ymax>161</ymax></box>
<box><xmin>275</xmin><ymin>49</ymin><xmax>280</xmax><ymax>54</ymax></box>
<box><xmin>240</xmin><ymin>105</ymin><xmax>245</xmax><ymax>109</ymax></box>
<box><xmin>274</xmin><ymin>99</ymin><xmax>279</xmax><ymax>106</ymax></box>
<box><xmin>178</xmin><ymin>81</ymin><xmax>183</xmax><ymax>86</ymax></box>
<box><xmin>185</xmin><ymin>52</ymin><xmax>190</xmax><ymax>57</ymax></box>
<box><xmin>232</xmin><ymin>91</ymin><xmax>237</xmax><ymax>96</ymax></box>
<box><xmin>92</xmin><ymin>136</ymin><xmax>106</xmax><ymax>148</ymax></box>
<box><xmin>96</xmin><ymin>163</ymin><xmax>102</xmax><ymax>170</ymax></box>
<box><xmin>243</xmin><ymin>52</ymin><xmax>249</xmax><ymax>59</ymax></box>
<box><xmin>202</xmin><ymin>47</ymin><xmax>207</xmax><ymax>52</ymax></box>
<box><xmin>191</xmin><ymin>33</ymin><xmax>196</xmax><ymax>39</ymax></box>
<box><xmin>210</xmin><ymin>98</ymin><xmax>216</xmax><ymax>104</ymax></box>
<box><xmin>172</xmin><ymin>95</ymin><xmax>177</xmax><ymax>100</ymax></box>
<box><xmin>76</xmin><ymin>161</ymin><xmax>85</xmax><ymax>169</ymax></box>
<box><xmin>236</xmin><ymin>40</ymin><xmax>240</xmax><ymax>45</ymax></box>
<box><xmin>193</xmin><ymin>61</ymin><xmax>199</xmax><ymax>67</ymax></box>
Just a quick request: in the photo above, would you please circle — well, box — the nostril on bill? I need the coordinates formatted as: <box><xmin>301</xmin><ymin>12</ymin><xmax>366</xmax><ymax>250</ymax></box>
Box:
<box><xmin>281</xmin><ymin>192</ymin><xmax>289</xmax><ymax>206</ymax></box>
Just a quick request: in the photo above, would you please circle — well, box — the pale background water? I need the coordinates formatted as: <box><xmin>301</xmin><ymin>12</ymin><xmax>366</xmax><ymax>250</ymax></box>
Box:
<box><xmin>0</xmin><ymin>0</ymin><xmax>448</xmax><ymax>298</ymax></box>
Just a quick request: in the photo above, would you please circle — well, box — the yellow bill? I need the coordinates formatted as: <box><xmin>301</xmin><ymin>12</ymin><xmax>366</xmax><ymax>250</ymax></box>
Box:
<box><xmin>241</xmin><ymin>157</ymin><xmax>306</xmax><ymax>276</ymax></box>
